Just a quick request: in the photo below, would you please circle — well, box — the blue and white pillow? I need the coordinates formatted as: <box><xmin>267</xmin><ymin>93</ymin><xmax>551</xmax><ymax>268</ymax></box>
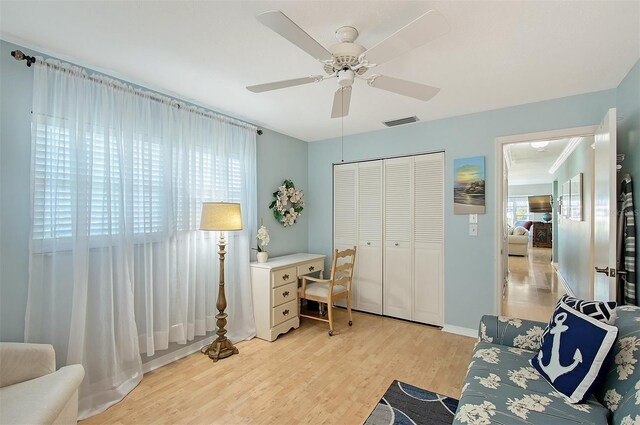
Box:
<box><xmin>530</xmin><ymin>302</ymin><xmax>618</xmax><ymax>403</ymax></box>
<box><xmin>556</xmin><ymin>294</ymin><xmax>617</xmax><ymax>324</ymax></box>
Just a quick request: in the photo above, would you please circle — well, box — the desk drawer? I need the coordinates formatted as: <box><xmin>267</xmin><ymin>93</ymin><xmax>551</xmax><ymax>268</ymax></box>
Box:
<box><xmin>273</xmin><ymin>282</ymin><xmax>296</xmax><ymax>307</ymax></box>
<box><xmin>297</xmin><ymin>259</ymin><xmax>324</xmax><ymax>276</ymax></box>
<box><xmin>272</xmin><ymin>267</ymin><xmax>297</xmax><ymax>288</ymax></box>
<box><xmin>272</xmin><ymin>299</ymin><xmax>297</xmax><ymax>326</ymax></box>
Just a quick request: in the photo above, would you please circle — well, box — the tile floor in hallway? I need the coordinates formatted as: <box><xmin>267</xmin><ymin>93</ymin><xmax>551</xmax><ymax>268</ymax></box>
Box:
<box><xmin>502</xmin><ymin>246</ymin><xmax>565</xmax><ymax>322</ymax></box>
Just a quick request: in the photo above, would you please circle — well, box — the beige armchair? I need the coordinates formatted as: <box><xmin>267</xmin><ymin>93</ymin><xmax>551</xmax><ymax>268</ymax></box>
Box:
<box><xmin>0</xmin><ymin>343</ymin><xmax>85</xmax><ymax>424</ymax></box>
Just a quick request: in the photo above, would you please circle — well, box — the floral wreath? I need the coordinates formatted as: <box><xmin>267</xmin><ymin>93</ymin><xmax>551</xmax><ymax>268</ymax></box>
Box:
<box><xmin>269</xmin><ymin>179</ymin><xmax>304</xmax><ymax>227</ymax></box>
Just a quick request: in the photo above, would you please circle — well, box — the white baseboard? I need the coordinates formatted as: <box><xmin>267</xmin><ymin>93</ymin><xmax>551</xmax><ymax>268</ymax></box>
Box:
<box><xmin>555</xmin><ymin>269</ymin><xmax>576</xmax><ymax>298</ymax></box>
<box><xmin>442</xmin><ymin>324</ymin><xmax>477</xmax><ymax>339</ymax></box>
<box><xmin>141</xmin><ymin>336</ymin><xmax>215</xmax><ymax>374</ymax></box>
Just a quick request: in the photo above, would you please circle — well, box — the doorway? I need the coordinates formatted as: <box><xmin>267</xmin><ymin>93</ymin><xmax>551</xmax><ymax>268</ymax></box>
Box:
<box><xmin>494</xmin><ymin>125</ymin><xmax>599</xmax><ymax>322</ymax></box>
<box><xmin>502</xmin><ymin>139</ymin><xmax>571</xmax><ymax>321</ymax></box>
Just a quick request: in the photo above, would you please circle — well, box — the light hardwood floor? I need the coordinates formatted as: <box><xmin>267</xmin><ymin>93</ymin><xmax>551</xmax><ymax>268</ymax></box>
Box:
<box><xmin>81</xmin><ymin>310</ymin><xmax>475</xmax><ymax>425</ymax></box>
<box><xmin>503</xmin><ymin>246</ymin><xmax>565</xmax><ymax>322</ymax></box>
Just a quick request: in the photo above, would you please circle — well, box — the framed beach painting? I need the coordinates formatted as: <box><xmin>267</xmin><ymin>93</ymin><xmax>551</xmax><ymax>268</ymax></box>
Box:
<box><xmin>454</xmin><ymin>156</ymin><xmax>486</xmax><ymax>214</ymax></box>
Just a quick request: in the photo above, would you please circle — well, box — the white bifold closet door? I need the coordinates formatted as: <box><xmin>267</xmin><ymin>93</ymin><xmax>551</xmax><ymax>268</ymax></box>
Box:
<box><xmin>412</xmin><ymin>153</ymin><xmax>444</xmax><ymax>325</ymax></box>
<box><xmin>383</xmin><ymin>157</ymin><xmax>413</xmax><ymax>320</ymax></box>
<box><xmin>383</xmin><ymin>153</ymin><xmax>444</xmax><ymax>325</ymax></box>
<box><xmin>333</xmin><ymin>163</ymin><xmax>358</xmax><ymax>308</ymax></box>
<box><xmin>356</xmin><ymin>161</ymin><xmax>383</xmax><ymax>314</ymax></box>
<box><xmin>334</xmin><ymin>152</ymin><xmax>443</xmax><ymax>326</ymax></box>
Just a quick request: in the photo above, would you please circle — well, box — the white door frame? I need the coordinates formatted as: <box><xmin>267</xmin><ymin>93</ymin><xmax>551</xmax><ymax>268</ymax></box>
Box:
<box><xmin>494</xmin><ymin>125</ymin><xmax>598</xmax><ymax>316</ymax></box>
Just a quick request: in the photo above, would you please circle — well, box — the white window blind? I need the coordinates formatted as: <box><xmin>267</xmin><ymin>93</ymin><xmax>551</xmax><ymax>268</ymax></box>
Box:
<box><xmin>33</xmin><ymin>121</ymin><xmax>72</xmax><ymax>239</ymax></box>
<box><xmin>33</xmin><ymin>118</ymin><xmax>243</xmax><ymax>240</ymax></box>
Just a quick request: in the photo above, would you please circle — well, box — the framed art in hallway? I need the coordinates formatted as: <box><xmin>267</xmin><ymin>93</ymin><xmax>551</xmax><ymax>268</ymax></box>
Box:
<box><xmin>562</xmin><ymin>180</ymin><xmax>570</xmax><ymax>218</ymax></box>
<box><xmin>453</xmin><ymin>156</ymin><xmax>486</xmax><ymax>214</ymax></box>
<box><xmin>570</xmin><ymin>173</ymin><xmax>583</xmax><ymax>221</ymax></box>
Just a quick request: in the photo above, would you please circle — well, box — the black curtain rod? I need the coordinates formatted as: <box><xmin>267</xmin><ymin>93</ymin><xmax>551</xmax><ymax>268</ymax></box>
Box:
<box><xmin>10</xmin><ymin>50</ymin><xmax>263</xmax><ymax>136</ymax></box>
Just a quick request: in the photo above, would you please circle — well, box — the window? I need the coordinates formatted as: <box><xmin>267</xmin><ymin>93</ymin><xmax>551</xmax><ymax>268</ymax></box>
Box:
<box><xmin>33</xmin><ymin>118</ymin><xmax>242</xmax><ymax>240</ymax></box>
<box><xmin>506</xmin><ymin>196</ymin><xmax>533</xmax><ymax>226</ymax></box>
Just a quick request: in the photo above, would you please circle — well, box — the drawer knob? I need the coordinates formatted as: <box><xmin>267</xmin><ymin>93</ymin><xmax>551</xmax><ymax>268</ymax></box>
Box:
<box><xmin>309</xmin><ymin>265</ymin><xmax>315</xmax><ymax>271</ymax></box>
<box><xmin>282</xmin><ymin>309</ymin><xmax>289</xmax><ymax>316</ymax></box>
<box><xmin>367</xmin><ymin>242</ymin><xmax>371</xmax><ymax>246</ymax></box>
<box><xmin>395</xmin><ymin>242</ymin><xmax>399</xmax><ymax>246</ymax></box>
<box><xmin>283</xmin><ymin>291</ymin><xmax>290</xmax><ymax>297</ymax></box>
<box><xmin>283</xmin><ymin>274</ymin><xmax>289</xmax><ymax>280</ymax></box>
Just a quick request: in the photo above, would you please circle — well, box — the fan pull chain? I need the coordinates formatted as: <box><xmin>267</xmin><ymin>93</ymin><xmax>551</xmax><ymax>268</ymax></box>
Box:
<box><xmin>341</xmin><ymin>87</ymin><xmax>344</xmax><ymax>163</ymax></box>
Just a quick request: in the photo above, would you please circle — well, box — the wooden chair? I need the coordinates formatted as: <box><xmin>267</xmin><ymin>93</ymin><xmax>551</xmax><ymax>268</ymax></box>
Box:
<box><xmin>298</xmin><ymin>247</ymin><xmax>356</xmax><ymax>336</ymax></box>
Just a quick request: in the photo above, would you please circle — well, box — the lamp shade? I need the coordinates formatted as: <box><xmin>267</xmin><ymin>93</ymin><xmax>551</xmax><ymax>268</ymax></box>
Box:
<box><xmin>200</xmin><ymin>202</ymin><xmax>243</xmax><ymax>231</ymax></box>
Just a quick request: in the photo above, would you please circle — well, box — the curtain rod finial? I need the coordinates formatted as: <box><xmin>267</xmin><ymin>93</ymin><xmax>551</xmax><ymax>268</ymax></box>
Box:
<box><xmin>11</xmin><ymin>50</ymin><xmax>36</xmax><ymax>67</ymax></box>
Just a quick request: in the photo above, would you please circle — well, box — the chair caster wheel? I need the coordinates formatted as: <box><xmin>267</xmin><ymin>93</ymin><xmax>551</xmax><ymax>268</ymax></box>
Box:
<box><xmin>348</xmin><ymin>321</ymin><xmax>353</xmax><ymax>326</ymax></box>
<box><xmin>328</xmin><ymin>331</ymin><xmax>334</xmax><ymax>336</ymax></box>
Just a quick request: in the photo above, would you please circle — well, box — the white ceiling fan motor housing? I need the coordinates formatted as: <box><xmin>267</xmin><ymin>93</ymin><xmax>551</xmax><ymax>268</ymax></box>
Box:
<box><xmin>324</xmin><ymin>26</ymin><xmax>368</xmax><ymax>75</ymax></box>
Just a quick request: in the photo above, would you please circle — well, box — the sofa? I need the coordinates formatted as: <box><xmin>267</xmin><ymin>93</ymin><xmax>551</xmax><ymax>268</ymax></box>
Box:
<box><xmin>508</xmin><ymin>225</ymin><xmax>530</xmax><ymax>256</ymax></box>
<box><xmin>0</xmin><ymin>343</ymin><xmax>85</xmax><ymax>424</ymax></box>
<box><xmin>453</xmin><ymin>306</ymin><xmax>640</xmax><ymax>424</ymax></box>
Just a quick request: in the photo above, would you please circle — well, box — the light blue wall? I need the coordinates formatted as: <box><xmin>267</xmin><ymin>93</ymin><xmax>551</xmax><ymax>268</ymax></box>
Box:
<box><xmin>616</xmin><ymin>59</ymin><xmax>640</xmax><ymax>303</ymax></box>
<box><xmin>256</xmin><ymin>128</ymin><xmax>309</xmax><ymax>257</ymax></box>
<box><xmin>308</xmin><ymin>90</ymin><xmax>616</xmax><ymax>330</ymax></box>
<box><xmin>0</xmin><ymin>40</ymin><xmax>309</xmax><ymax>343</ymax></box>
<box><xmin>553</xmin><ymin>137</ymin><xmax>595</xmax><ymax>299</ymax></box>
<box><xmin>0</xmin><ymin>41</ymin><xmax>33</xmax><ymax>342</ymax></box>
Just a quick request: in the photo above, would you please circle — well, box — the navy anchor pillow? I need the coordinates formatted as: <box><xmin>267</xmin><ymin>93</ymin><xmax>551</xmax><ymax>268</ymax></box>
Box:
<box><xmin>530</xmin><ymin>302</ymin><xmax>618</xmax><ymax>403</ymax></box>
<box><xmin>555</xmin><ymin>294</ymin><xmax>617</xmax><ymax>324</ymax></box>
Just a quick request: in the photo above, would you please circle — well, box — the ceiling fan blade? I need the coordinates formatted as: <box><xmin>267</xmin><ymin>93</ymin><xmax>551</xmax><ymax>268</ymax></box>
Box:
<box><xmin>257</xmin><ymin>10</ymin><xmax>333</xmax><ymax>62</ymax></box>
<box><xmin>362</xmin><ymin>10</ymin><xmax>450</xmax><ymax>66</ymax></box>
<box><xmin>368</xmin><ymin>75</ymin><xmax>440</xmax><ymax>101</ymax></box>
<box><xmin>331</xmin><ymin>86</ymin><xmax>352</xmax><ymax>118</ymax></box>
<box><xmin>247</xmin><ymin>75</ymin><xmax>324</xmax><ymax>93</ymax></box>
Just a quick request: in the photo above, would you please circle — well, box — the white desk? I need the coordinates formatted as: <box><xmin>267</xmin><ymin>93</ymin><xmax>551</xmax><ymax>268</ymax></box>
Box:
<box><xmin>250</xmin><ymin>253</ymin><xmax>326</xmax><ymax>341</ymax></box>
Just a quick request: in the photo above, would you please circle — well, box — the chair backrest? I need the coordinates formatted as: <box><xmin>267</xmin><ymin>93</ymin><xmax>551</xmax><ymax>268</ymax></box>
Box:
<box><xmin>329</xmin><ymin>247</ymin><xmax>357</xmax><ymax>292</ymax></box>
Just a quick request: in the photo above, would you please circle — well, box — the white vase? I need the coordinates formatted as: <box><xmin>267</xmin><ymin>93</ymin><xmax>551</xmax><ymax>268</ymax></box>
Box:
<box><xmin>257</xmin><ymin>251</ymin><xmax>269</xmax><ymax>263</ymax></box>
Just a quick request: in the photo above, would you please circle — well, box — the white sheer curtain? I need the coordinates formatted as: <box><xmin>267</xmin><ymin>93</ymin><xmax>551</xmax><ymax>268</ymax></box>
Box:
<box><xmin>26</xmin><ymin>59</ymin><xmax>257</xmax><ymax>418</ymax></box>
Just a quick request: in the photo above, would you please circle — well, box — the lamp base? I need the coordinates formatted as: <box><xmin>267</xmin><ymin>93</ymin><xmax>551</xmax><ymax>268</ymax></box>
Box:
<box><xmin>202</xmin><ymin>337</ymin><xmax>238</xmax><ymax>362</ymax></box>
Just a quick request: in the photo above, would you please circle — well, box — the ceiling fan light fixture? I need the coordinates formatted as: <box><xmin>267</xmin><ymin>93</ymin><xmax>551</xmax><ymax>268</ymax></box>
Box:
<box><xmin>530</xmin><ymin>141</ymin><xmax>550</xmax><ymax>149</ymax></box>
<box><xmin>338</xmin><ymin>69</ymin><xmax>355</xmax><ymax>87</ymax></box>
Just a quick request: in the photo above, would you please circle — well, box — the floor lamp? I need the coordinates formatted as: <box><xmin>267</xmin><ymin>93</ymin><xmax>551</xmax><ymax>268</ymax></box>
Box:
<box><xmin>200</xmin><ymin>202</ymin><xmax>242</xmax><ymax>362</ymax></box>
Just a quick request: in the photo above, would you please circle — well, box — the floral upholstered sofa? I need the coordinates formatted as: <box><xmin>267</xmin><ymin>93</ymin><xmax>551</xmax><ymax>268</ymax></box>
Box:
<box><xmin>453</xmin><ymin>306</ymin><xmax>640</xmax><ymax>425</ymax></box>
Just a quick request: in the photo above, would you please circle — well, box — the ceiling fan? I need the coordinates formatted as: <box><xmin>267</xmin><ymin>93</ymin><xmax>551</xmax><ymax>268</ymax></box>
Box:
<box><xmin>246</xmin><ymin>10</ymin><xmax>450</xmax><ymax>118</ymax></box>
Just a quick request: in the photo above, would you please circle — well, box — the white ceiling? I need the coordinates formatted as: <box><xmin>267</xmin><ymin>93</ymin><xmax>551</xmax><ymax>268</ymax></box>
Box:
<box><xmin>507</xmin><ymin>139</ymin><xmax>570</xmax><ymax>185</ymax></box>
<box><xmin>1</xmin><ymin>1</ymin><xmax>638</xmax><ymax>142</ymax></box>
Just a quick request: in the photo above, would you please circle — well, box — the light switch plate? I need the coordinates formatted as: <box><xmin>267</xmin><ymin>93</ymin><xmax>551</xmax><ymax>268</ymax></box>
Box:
<box><xmin>469</xmin><ymin>214</ymin><xmax>478</xmax><ymax>223</ymax></box>
<box><xmin>469</xmin><ymin>223</ymin><xmax>478</xmax><ymax>236</ymax></box>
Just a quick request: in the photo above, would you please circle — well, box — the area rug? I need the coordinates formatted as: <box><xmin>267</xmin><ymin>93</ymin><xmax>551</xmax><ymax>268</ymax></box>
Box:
<box><xmin>364</xmin><ymin>380</ymin><xmax>459</xmax><ymax>425</ymax></box>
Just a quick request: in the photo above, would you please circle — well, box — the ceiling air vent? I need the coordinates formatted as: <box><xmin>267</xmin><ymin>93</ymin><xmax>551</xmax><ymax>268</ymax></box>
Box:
<box><xmin>382</xmin><ymin>116</ymin><xmax>419</xmax><ymax>127</ymax></box>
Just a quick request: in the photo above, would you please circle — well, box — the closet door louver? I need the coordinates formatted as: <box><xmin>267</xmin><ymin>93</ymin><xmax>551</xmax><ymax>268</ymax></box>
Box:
<box><xmin>383</xmin><ymin>157</ymin><xmax>413</xmax><ymax>320</ymax></box>
<box><xmin>334</xmin><ymin>163</ymin><xmax>358</xmax><ymax>309</ymax></box>
<box><xmin>356</xmin><ymin>161</ymin><xmax>383</xmax><ymax>314</ymax></box>
<box><xmin>413</xmin><ymin>153</ymin><xmax>444</xmax><ymax>325</ymax></box>
<box><xmin>333</xmin><ymin>164</ymin><xmax>357</xmax><ymax>247</ymax></box>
